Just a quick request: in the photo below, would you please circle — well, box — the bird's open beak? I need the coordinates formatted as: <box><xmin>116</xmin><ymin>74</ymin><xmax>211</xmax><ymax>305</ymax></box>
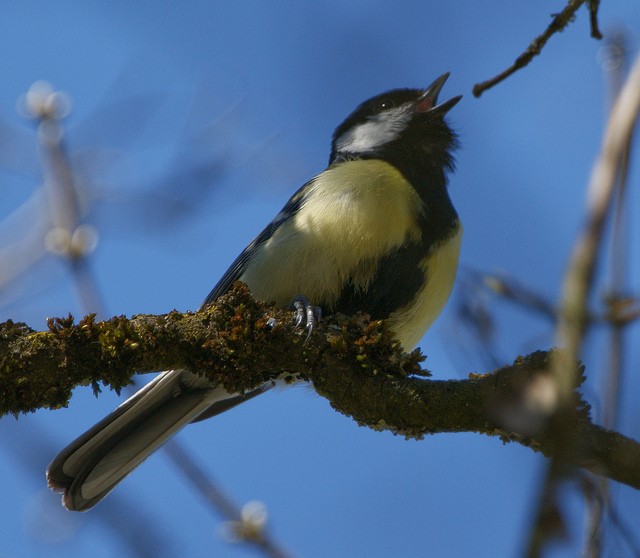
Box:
<box><xmin>416</xmin><ymin>73</ymin><xmax>462</xmax><ymax>115</ymax></box>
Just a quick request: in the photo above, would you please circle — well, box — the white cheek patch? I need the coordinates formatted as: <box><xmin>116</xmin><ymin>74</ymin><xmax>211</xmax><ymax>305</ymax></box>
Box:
<box><xmin>335</xmin><ymin>106</ymin><xmax>412</xmax><ymax>153</ymax></box>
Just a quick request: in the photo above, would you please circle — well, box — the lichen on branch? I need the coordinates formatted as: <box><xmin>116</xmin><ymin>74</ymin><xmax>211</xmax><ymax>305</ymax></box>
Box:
<box><xmin>0</xmin><ymin>282</ymin><xmax>421</xmax><ymax>416</ymax></box>
<box><xmin>1</xmin><ymin>283</ymin><xmax>639</xmax><ymax>490</ymax></box>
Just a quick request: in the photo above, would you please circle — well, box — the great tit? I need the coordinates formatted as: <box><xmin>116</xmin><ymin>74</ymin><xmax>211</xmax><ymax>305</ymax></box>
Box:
<box><xmin>47</xmin><ymin>73</ymin><xmax>463</xmax><ymax>511</ymax></box>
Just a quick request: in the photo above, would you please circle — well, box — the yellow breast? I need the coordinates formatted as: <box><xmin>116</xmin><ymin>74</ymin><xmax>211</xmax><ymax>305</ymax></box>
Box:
<box><xmin>240</xmin><ymin>158</ymin><xmax>461</xmax><ymax>350</ymax></box>
<box><xmin>241</xmin><ymin>159</ymin><xmax>424</xmax><ymax>307</ymax></box>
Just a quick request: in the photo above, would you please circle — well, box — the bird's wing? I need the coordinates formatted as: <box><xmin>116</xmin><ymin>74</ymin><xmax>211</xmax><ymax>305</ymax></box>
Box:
<box><xmin>201</xmin><ymin>180</ymin><xmax>310</xmax><ymax>306</ymax></box>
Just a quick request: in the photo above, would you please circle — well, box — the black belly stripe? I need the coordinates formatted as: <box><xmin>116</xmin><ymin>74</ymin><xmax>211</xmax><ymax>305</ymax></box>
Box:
<box><xmin>331</xmin><ymin>207</ymin><xmax>460</xmax><ymax>320</ymax></box>
<box><xmin>331</xmin><ymin>239</ymin><xmax>428</xmax><ymax>320</ymax></box>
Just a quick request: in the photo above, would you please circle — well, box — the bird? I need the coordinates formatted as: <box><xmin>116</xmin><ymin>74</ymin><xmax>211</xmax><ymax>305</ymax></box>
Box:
<box><xmin>47</xmin><ymin>72</ymin><xmax>463</xmax><ymax>511</ymax></box>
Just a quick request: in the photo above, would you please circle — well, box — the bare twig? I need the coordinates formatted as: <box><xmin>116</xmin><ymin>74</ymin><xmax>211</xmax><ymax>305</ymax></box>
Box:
<box><xmin>163</xmin><ymin>441</ymin><xmax>294</xmax><ymax>558</ymax></box>
<box><xmin>588</xmin><ymin>0</ymin><xmax>603</xmax><ymax>39</ymax></box>
<box><xmin>473</xmin><ymin>0</ymin><xmax>598</xmax><ymax>97</ymax></box>
<box><xmin>479</xmin><ymin>272</ymin><xmax>557</xmax><ymax>323</ymax></box>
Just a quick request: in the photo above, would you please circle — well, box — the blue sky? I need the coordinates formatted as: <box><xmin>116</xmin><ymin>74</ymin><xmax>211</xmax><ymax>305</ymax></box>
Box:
<box><xmin>1</xmin><ymin>2</ymin><xmax>639</xmax><ymax>557</ymax></box>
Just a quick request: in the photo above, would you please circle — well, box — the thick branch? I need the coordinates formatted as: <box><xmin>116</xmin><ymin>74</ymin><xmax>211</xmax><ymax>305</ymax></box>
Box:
<box><xmin>1</xmin><ymin>284</ymin><xmax>639</xmax><ymax>489</ymax></box>
<box><xmin>0</xmin><ymin>283</ymin><xmax>421</xmax><ymax>414</ymax></box>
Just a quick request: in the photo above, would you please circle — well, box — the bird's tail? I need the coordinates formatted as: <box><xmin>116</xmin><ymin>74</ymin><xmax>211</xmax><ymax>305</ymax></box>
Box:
<box><xmin>47</xmin><ymin>370</ymin><xmax>268</xmax><ymax>511</ymax></box>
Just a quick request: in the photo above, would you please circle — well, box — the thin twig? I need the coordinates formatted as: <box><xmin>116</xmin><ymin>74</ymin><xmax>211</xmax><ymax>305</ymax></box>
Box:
<box><xmin>480</xmin><ymin>272</ymin><xmax>557</xmax><ymax>323</ymax></box>
<box><xmin>473</xmin><ymin>0</ymin><xmax>592</xmax><ymax>97</ymax></box>
<box><xmin>588</xmin><ymin>0</ymin><xmax>603</xmax><ymax>39</ymax></box>
<box><xmin>163</xmin><ymin>440</ymin><xmax>295</xmax><ymax>558</ymax></box>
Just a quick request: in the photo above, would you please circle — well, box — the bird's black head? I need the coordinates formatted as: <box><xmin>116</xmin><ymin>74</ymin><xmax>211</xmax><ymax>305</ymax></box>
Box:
<box><xmin>329</xmin><ymin>73</ymin><xmax>461</xmax><ymax>173</ymax></box>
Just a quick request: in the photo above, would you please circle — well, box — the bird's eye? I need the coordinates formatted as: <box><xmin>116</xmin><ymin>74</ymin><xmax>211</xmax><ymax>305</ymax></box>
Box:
<box><xmin>379</xmin><ymin>100</ymin><xmax>394</xmax><ymax>111</ymax></box>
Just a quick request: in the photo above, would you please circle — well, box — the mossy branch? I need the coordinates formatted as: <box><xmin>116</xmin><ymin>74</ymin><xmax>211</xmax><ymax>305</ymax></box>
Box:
<box><xmin>1</xmin><ymin>283</ymin><xmax>639</xmax><ymax>489</ymax></box>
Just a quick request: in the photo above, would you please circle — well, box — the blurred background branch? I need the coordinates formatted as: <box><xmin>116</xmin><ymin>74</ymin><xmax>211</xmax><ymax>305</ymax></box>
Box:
<box><xmin>1</xmin><ymin>3</ymin><xmax>639</xmax><ymax>558</ymax></box>
<box><xmin>1</xmin><ymin>80</ymin><xmax>295</xmax><ymax>557</ymax></box>
<box><xmin>526</xmin><ymin>46</ymin><xmax>640</xmax><ymax>558</ymax></box>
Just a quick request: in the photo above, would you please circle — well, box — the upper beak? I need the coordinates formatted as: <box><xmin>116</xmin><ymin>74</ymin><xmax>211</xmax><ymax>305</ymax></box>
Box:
<box><xmin>416</xmin><ymin>72</ymin><xmax>462</xmax><ymax>115</ymax></box>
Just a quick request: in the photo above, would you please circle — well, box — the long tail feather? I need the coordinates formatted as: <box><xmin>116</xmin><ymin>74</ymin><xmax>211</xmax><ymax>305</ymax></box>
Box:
<box><xmin>47</xmin><ymin>370</ymin><xmax>268</xmax><ymax>511</ymax></box>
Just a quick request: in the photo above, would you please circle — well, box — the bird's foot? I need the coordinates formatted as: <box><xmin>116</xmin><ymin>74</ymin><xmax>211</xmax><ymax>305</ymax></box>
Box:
<box><xmin>291</xmin><ymin>295</ymin><xmax>322</xmax><ymax>340</ymax></box>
